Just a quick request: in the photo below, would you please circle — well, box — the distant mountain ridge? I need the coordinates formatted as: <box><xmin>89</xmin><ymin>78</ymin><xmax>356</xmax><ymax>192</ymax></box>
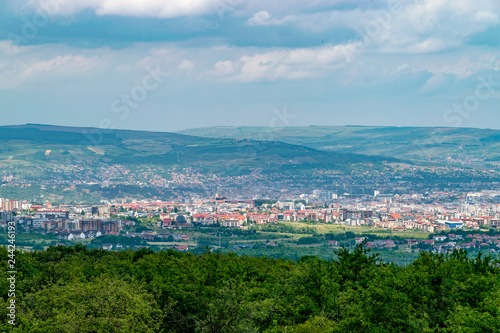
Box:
<box><xmin>0</xmin><ymin>124</ymin><xmax>394</xmax><ymax>176</ymax></box>
<box><xmin>178</xmin><ymin>125</ymin><xmax>500</xmax><ymax>162</ymax></box>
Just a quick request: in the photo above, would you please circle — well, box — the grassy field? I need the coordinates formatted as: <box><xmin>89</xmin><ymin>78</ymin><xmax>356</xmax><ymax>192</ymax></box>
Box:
<box><xmin>283</xmin><ymin>222</ymin><xmax>430</xmax><ymax>239</ymax></box>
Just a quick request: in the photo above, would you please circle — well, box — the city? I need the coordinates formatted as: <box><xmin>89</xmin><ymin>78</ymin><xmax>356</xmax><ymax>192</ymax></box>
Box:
<box><xmin>2</xmin><ymin>0</ymin><xmax>500</xmax><ymax>331</ymax></box>
<box><xmin>2</xmin><ymin>186</ymin><xmax>500</xmax><ymax>257</ymax></box>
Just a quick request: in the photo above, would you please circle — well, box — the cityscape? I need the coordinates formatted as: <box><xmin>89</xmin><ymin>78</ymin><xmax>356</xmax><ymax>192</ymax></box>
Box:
<box><xmin>2</xmin><ymin>185</ymin><xmax>500</xmax><ymax>254</ymax></box>
<box><xmin>2</xmin><ymin>0</ymin><xmax>500</xmax><ymax>331</ymax></box>
<box><xmin>1</xmin><ymin>124</ymin><xmax>500</xmax><ymax>262</ymax></box>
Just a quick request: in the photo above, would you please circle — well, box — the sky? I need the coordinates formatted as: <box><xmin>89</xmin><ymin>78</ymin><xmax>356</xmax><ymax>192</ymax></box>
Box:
<box><xmin>0</xmin><ymin>0</ymin><xmax>500</xmax><ymax>132</ymax></box>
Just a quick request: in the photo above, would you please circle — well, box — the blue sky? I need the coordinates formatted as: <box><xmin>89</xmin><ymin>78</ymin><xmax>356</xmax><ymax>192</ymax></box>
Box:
<box><xmin>1</xmin><ymin>0</ymin><xmax>500</xmax><ymax>132</ymax></box>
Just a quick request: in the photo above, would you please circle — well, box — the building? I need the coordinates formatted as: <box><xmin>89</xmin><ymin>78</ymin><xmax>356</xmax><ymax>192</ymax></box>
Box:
<box><xmin>35</xmin><ymin>210</ymin><xmax>69</xmax><ymax>220</ymax></box>
<box><xmin>445</xmin><ymin>221</ymin><xmax>463</xmax><ymax>229</ymax></box>
<box><xmin>0</xmin><ymin>211</ymin><xmax>13</xmax><ymax>224</ymax></box>
<box><xmin>222</xmin><ymin>218</ymin><xmax>241</xmax><ymax>228</ymax></box>
<box><xmin>80</xmin><ymin>219</ymin><xmax>121</xmax><ymax>233</ymax></box>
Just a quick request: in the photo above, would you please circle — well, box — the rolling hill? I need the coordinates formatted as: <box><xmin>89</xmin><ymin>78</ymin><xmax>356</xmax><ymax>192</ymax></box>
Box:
<box><xmin>0</xmin><ymin>124</ymin><xmax>394</xmax><ymax>177</ymax></box>
<box><xmin>179</xmin><ymin>126</ymin><xmax>500</xmax><ymax>162</ymax></box>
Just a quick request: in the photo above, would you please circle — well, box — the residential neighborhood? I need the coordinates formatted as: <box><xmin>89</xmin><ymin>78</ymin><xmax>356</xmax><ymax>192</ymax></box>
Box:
<box><xmin>2</xmin><ymin>188</ymin><xmax>500</xmax><ymax>254</ymax></box>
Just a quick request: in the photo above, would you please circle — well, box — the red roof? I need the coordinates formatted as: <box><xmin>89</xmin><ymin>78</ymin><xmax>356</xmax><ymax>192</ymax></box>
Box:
<box><xmin>193</xmin><ymin>214</ymin><xmax>213</xmax><ymax>218</ymax></box>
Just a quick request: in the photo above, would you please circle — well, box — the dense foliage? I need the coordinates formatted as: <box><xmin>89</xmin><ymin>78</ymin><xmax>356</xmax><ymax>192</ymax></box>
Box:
<box><xmin>1</xmin><ymin>244</ymin><xmax>500</xmax><ymax>332</ymax></box>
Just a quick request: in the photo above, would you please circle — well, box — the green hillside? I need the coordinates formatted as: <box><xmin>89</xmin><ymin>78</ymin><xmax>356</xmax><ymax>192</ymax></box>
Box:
<box><xmin>179</xmin><ymin>126</ymin><xmax>500</xmax><ymax>162</ymax></box>
<box><xmin>0</xmin><ymin>124</ymin><xmax>392</xmax><ymax>177</ymax></box>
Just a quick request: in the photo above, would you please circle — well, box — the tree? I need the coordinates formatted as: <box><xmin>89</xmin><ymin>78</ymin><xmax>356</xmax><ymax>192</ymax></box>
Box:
<box><xmin>334</xmin><ymin>241</ymin><xmax>382</xmax><ymax>287</ymax></box>
<box><xmin>16</xmin><ymin>276</ymin><xmax>161</xmax><ymax>332</ymax></box>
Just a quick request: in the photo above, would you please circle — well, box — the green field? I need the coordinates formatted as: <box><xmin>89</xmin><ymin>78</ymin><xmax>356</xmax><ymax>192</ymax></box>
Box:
<box><xmin>282</xmin><ymin>222</ymin><xmax>429</xmax><ymax>239</ymax></box>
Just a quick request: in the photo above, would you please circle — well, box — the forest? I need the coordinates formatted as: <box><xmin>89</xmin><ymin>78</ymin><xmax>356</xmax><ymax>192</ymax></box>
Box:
<box><xmin>1</xmin><ymin>244</ymin><xmax>499</xmax><ymax>332</ymax></box>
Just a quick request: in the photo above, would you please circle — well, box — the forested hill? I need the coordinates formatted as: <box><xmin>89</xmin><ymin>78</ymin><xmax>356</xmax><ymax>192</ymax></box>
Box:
<box><xmin>179</xmin><ymin>125</ymin><xmax>500</xmax><ymax>162</ymax></box>
<box><xmin>0</xmin><ymin>124</ymin><xmax>393</xmax><ymax>176</ymax></box>
<box><xmin>1</xmin><ymin>245</ymin><xmax>499</xmax><ymax>332</ymax></box>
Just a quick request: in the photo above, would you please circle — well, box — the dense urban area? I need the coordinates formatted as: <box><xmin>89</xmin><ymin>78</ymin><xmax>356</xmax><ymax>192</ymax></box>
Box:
<box><xmin>2</xmin><ymin>186</ymin><xmax>500</xmax><ymax>263</ymax></box>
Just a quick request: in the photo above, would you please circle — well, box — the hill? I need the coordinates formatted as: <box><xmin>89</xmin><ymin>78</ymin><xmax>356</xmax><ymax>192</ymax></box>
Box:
<box><xmin>179</xmin><ymin>126</ymin><xmax>500</xmax><ymax>162</ymax></box>
<box><xmin>0</xmin><ymin>124</ymin><xmax>392</xmax><ymax>177</ymax></box>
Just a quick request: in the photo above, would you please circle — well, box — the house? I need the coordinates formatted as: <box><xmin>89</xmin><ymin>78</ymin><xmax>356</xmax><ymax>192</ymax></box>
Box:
<box><xmin>374</xmin><ymin>240</ymin><xmax>388</xmax><ymax>247</ymax></box>
<box><xmin>328</xmin><ymin>240</ymin><xmax>338</xmax><ymax>247</ymax></box>
<box><xmin>390</xmin><ymin>213</ymin><xmax>402</xmax><ymax>221</ymax></box>
<box><xmin>448</xmin><ymin>234</ymin><xmax>463</xmax><ymax>240</ymax></box>
<box><xmin>84</xmin><ymin>230</ymin><xmax>102</xmax><ymax>239</ymax></box>
<box><xmin>67</xmin><ymin>232</ymin><xmax>85</xmax><ymax>241</ymax></box>
<box><xmin>192</xmin><ymin>214</ymin><xmax>216</xmax><ymax>225</ymax></box>
<box><xmin>102</xmin><ymin>243</ymin><xmax>113</xmax><ymax>250</ymax></box>
<box><xmin>433</xmin><ymin>235</ymin><xmax>447</xmax><ymax>242</ymax></box>
<box><xmin>384</xmin><ymin>240</ymin><xmax>396</xmax><ymax>248</ymax></box>
<box><xmin>222</xmin><ymin>218</ymin><xmax>242</xmax><ymax>228</ymax></box>
<box><xmin>407</xmin><ymin>239</ymin><xmax>419</xmax><ymax>246</ymax></box>
<box><xmin>161</xmin><ymin>218</ymin><xmax>173</xmax><ymax>229</ymax></box>
<box><xmin>122</xmin><ymin>220</ymin><xmax>136</xmax><ymax>227</ymax></box>
<box><xmin>248</xmin><ymin>214</ymin><xmax>269</xmax><ymax>225</ymax></box>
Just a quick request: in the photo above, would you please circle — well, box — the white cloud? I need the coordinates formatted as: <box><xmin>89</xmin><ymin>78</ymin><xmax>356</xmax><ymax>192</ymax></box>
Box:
<box><xmin>27</xmin><ymin>0</ymin><xmax>372</xmax><ymax>18</ymax></box>
<box><xmin>22</xmin><ymin>0</ymin><xmax>500</xmax><ymax>57</ymax></box>
<box><xmin>29</xmin><ymin>0</ymin><xmax>222</xmax><ymax>18</ymax></box>
<box><xmin>96</xmin><ymin>0</ymin><xmax>214</xmax><ymax>18</ymax></box>
<box><xmin>212</xmin><ymin>60</ymin><xmax>234</xmax><ymax>76</ymax></box>
<box><xmin>373</xmin><ymin>0</ymin><xmax>500</xmax><ymax>53</ymax></box>
<box><xmin>216</xmin><ymin>44</ymin><xmax>356</xmax><ymax>82</ymax></box>
<box><xmin>395</xmin><ymin>64</ymin><xmax>411</xmax><ymax>73</ymax></box>
<box><xmin>0</xmin><ymin>40</ymin><xmax>20</xmax><ymax>56</ymax></box>
<box><xmin>239</xmin><ymin>0</ymin><xmax>370</xmax><ymax>16</ymax></box>
<box><xmin>247</xmin><ymin>10</ymin><xmax>289</xmax><ymax>26</ymax></box>
<box><xmin>1</xmin><ymin>37</ymin><xmax>499</xmax><ymax>91</ymax></box>
<box><xmin>179</xmin><ymin>59</ymin><xmax>194</xmax><ymax>71</ymax></box>
<box><xmin>0</xmin><ymin>41</ymin><xmax>111</xmax><ymax>89</ymax></box>
<box><xmin>474</xmin><ymin>10</ymin><xmax>499</xmax><ymax>23</ymax></box>
<box><xmin>0</xmin><ymin>40</ymin><xmax>34</xmax><ymax>56</ymax></box>
<box><xmin>395</xmin><ymin>52</ymin><xmax>500</xmax><ymax>79</ymax></box>
<box><xmin>239</xmin><ymin>0</ymin><xmax>500</xmax><ymax>54</ymax></box>
<box><xmin>419</xmin><ymin>73</ymin><xmax>455</xmax><ymax>93</ymax></box>
<box><xmin>21</xmin><ymin>54</ymin><xmax>96</xmax><ymax>77</ymax></box>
